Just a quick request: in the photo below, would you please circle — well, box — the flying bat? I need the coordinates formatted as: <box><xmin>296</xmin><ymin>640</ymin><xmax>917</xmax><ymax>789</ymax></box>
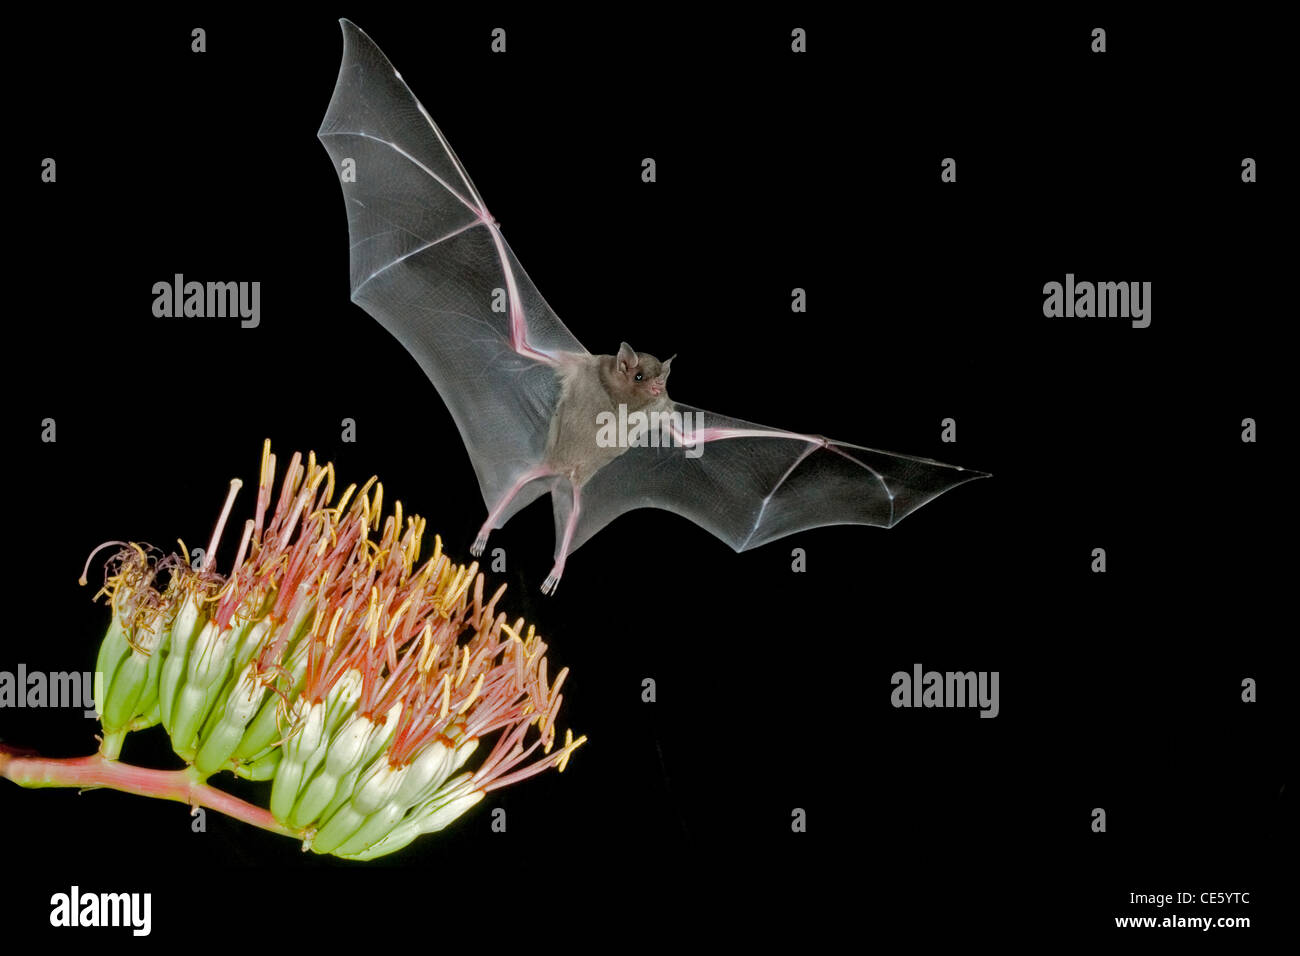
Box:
<box><xmin>318</xmin><ymin>20</ymin><xmax>985</xmax><ymax>593</ymax></box>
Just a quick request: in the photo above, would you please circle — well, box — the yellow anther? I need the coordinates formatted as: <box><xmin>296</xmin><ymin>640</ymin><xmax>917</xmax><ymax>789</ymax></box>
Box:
<box><xmin>319</xmin><ymin>461</ymin><xmax>336</xmax><ymax>508</ymax></box>
<box><xmin>365</xmin><ymin>586</ymin><xmax>379</xmax><ymax>629</ymax></box>
<box><xmin>355</xmin><ymin>475</ymin><xmax>378</xmax><ymax>509</ymax></box>
<box><xmin>556</xmin><ymin>730</ymin><xmax>585</xmax><ymax>773</ymax></box>
<box><xmin>325</xmin><ymin>606</ymin><xmax>344</xmax><ymax>648</ymax></box>
<box><xmin>306</xmin><ymin>461</ymin><xmax>328</xmax><ymax>497</ymax></box>
<box><xmin>371</xmin><ymin>482</ymin><xmax>384</xmax><ymax>530</ymax></box>
<box><xmin>385</xmin><ymin>595</ymin><xmax>414</xmax><ymax>639</ymax></box>
<box><xmin>335</xmin><ymin>482</ymin><xmax>357</xmax><ymax>514</ymax></box>
<box><xmin>548</xmin><ymin>666</ymin><xmax>570</xmax><ymax>703</ymax></box>
<box><xmin>414</xmin><ymin>557</ymin><xmax>437</xmax><ymax>589</ymax></box>
<box><xmin>410</xmin><ymin>516</ymin><xmax>426</xmax><ymax>562</ymax></box>
<box><xmin>439</xmin><ymin>673</ymin><xmax>451</xmax><ymax>720</ymax></box>
<box><xmin>259</xmin><ymin>438</ymin><xmax>272</xmax><ymax>488</ymax></box>
<box><xmin>418</xmin><ymin>622</ymin><xmax>437</xmax><ymax>672</ymax></box>
<box><xmin>519</xmin><ymin>621</ymin><xmax>540</xmax><ymax>663</ymax></box>
<box><xmin>456</xmin><ymin>673</ymin><xmax>484</xmax><ymax>715</ymax></box>
<box><xmin>456</xmin><ymin>645</ymin><xmax>470</xmax><ymax>687</ymax></box>
<box><xmin>440</xmin><ymin>567</ymin><xmax>465</xmax><ymax>612</ymax></box>
<box><xmin>307</xmin><ymin>602</ymin><xmax>327</xmax><ymax>640</ymax></box>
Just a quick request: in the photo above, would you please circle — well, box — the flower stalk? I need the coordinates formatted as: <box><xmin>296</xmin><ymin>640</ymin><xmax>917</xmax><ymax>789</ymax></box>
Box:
<box><xmin>0</xmin><ymin>749</ymin><xmax>294</xmax><ymax>837</ymax></box>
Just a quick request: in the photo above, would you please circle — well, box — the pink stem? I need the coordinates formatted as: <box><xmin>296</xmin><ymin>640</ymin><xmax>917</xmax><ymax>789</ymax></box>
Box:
<box><xmin>0</xmin><ymin>747</ymin><xmax>298</xmax><ymax>840</ymax></box>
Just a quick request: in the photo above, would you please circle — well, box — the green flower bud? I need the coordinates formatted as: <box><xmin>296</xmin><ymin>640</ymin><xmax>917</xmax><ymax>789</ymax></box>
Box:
<box><xmin>288</xmin><ymin>712</ymin><xmax>375</xmax><ymax>828</ymax></box>
<box><xmin>92</xmin><ymin>616</ymin><xmax>130</xmax><ymax>719</ymax></box>
<box><xmin>314</xmin><ymin>704</ymin><xmax>402</xmax><ymax>827</ymax></box>
<box><xmin>193</xmin><ymin>663</ymin><xmax>267</xmax><ymax>775</ymax></box>
<box><xmin>351</xmin><ymin>758</ymin><xmax>408</xmax><ymax>817</ymax></box>
<box><xmin>169</xmin><ymin>620</ymin><xmax>246</xmax><ymax>756</ymax></box>
<box><xmin>338</xmin><ymin>777</ymin><xmax>483</xmax><ymax>861</ymax></box>
<box><xmin>102</xmin><ymin>615</ymin><xmax>168</xmax><ymax>734</ymax></box>
<box><xmin>159</xmin><ymin>591</ymin><xmax>207</xmax><ymax>734</ymax></box>
<box><xmin>270</xmin><ymin>700</ymin><xmax>327</xmax><ymax>821</ymax></box>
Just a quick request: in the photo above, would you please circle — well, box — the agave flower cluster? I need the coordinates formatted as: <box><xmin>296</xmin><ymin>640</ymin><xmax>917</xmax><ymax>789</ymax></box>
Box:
<box><xmin>85</xmin><ymin>441</ymin><xmax>585</xmax><ymax>859</ymax></box>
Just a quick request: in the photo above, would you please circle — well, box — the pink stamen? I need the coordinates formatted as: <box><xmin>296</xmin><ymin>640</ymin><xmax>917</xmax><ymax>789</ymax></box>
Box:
<box><xmin>203</xmin><ymin>479</ymin><xmax>244</xmax><ymax>572</ymax></box>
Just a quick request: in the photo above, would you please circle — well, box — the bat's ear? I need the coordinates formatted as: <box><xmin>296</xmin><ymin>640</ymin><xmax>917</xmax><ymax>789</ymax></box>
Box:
<box><xmin>659</xmin><ymin>355</ymin><xmax>676</xmax><ymax>381</ymax></box>
<box><xmin>617</xmin><ymin>342</ymin><xmax>639</xmax><ymax>374</ymax></box>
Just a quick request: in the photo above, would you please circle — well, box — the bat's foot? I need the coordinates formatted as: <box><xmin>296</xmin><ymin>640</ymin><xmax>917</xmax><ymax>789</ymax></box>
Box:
<box><xmin>540</xmin><ymin>566</ymin><xmax>563</xmax><ymax>595</ymax></box>
<box><xmin>470</xmin><ymin>530</ymin><xmax>489</xmax><ymax>557</ymax></box>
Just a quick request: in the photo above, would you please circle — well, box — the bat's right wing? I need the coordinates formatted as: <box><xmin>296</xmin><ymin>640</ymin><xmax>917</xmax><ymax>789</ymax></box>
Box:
<box><xmin>562</xmin><ymin>404</ymin><xmax>988</xmax><ymax>557</ymax></box>
<box><xmin>318</xmin><ymin>19</ymin><xmax>588</xmax><ymax>513</ymax></box>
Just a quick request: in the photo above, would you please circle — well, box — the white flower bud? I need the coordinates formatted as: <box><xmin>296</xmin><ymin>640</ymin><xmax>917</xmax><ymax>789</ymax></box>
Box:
<box><xmin>285</xmin><ymin>700</ymin><xmax>326</xmax><ymax>762</ymax></box>
<box><xmin>224</xmin><ymin>663</ymin><xmax>264</xmax><ymax>726</ymax></box>
<box><xmin>352</xmin><ymin>760</ymin><xmax>408</xmax><ymax>816</ymax></box>
<box><xmin>393</xmin><ymin>741</ymin><xmax>453</xmax><ymax>808</ymax></box>
<box><xmin>414</xmin><ymin>777</ymin><xmax>483</xmax><ymax>836</ymax></box>
<box><xmin>324</xmin><ymin>713</ymin><xmax>373</xmax><ymax>776</ymax></box>
<box><xmin>187</xmin><ymin>621</ymin><xmax>237</xmax><ymax>687</ymax></box>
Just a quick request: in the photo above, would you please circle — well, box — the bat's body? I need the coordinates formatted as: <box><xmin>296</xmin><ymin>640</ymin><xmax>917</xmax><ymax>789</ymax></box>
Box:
<box><xmin>320</xmin><ymin>20</ymin><xmax>986</xmax><ymax>593</ymax></box>
<box><xmin>473</xmin><ymin>345</ymin><xmax>673</xmax><ymax>592</ymax></box>
<box><xmin>544</xmin><ymin>347</ymin><xmax>671</xmax><ymax>487</ymax></box>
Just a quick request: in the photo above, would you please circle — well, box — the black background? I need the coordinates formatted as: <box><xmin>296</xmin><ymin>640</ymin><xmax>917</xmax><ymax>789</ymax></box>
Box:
<box><xmin>2</xmin><ymin>8</ymin><xmax>1288</xmax><ymax>944</ymax></box>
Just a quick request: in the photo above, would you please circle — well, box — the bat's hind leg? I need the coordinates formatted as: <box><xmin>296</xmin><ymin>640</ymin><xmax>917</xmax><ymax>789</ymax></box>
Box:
<box><xmin>541</xmin><ymin>482</ymin><xmax>581</xmax><ymax>596</ymax></box>
<box><xmin>472</xmin><ymin>466</ymin><xmax>552</xmax><ymax>557</ymax></box>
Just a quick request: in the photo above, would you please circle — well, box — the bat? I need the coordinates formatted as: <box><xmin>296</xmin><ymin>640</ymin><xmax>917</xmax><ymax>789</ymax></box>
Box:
<box><xmin>318</xmin><ymin>20</ymin><xmax>986</xmax><ymax>593</ymax></box>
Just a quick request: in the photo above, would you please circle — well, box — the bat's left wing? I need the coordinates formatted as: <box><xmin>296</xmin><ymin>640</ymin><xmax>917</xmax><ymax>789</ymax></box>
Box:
<box><xmin>556</xmin><ymin>403</ymin><xmax>988</xmax><ymax>557</ymax></box>
<box><xmin>317</xmin><ymin>19</ymin><xmax>588</xmax><ymax>525</ymax></box>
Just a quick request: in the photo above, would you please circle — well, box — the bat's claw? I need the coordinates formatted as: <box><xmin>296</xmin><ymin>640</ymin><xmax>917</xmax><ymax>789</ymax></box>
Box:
<box><xmin>540</xmin><ymin>567</ymin><xmax>562</xmax><ymax>596</ymax></box>
<box><xmin>470</xmin><ymin>531</ymin><xmax>489</xmax><ymax>558</ymax></box>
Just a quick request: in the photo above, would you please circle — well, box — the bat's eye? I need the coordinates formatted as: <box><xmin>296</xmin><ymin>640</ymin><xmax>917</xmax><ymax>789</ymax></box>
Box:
<box><xmin>634</xmin><ymin>372</ymin><xmax>643</xmax><ymax>382</ymax></box>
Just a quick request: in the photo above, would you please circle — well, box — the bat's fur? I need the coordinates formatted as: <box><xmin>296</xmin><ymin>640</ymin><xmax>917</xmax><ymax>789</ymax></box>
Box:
<box><xmin>547</xmin><ymin>344</ymin><xmax>672</xmax><ymax>486</ymax></box>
